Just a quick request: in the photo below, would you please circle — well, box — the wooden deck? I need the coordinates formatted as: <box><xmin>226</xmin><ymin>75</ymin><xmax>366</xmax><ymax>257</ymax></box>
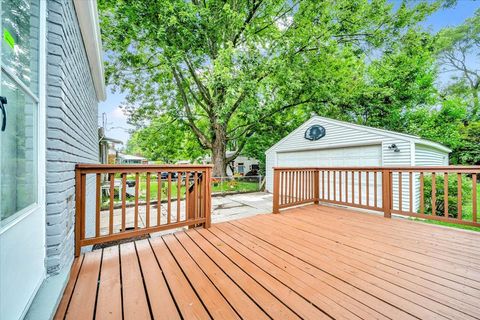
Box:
<box><xmin>55</xmin><ymin>204</ymin><xmax>480</xmax><ymax>319</ymax></box>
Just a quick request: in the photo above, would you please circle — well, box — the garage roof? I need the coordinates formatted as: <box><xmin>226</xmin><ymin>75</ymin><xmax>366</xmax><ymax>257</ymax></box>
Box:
<box><xmin>266</xmin><ymin>116</ymin><xmax>451</xmax><ymax>153</ymax></box>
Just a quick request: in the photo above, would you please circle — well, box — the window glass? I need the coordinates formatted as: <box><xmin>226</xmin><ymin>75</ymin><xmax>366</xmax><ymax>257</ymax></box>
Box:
<box><xmin>238</xmin><ymin>163</ymin><xmax>245</xmax><ymax>174</ymax></box>
<box><xmin>0</xmin><ymin>73</ymin><xmax>37</xmax><ymax>222</ymax></box>
<box><xmin>0</xmin><ymin>0</ymin><xmax>39</xmax><ymax>223</ymax></box>
<box><xmin>2</xmin><ymin>0</ymin><xmax>40</xmax><ymax>95</ymax></box>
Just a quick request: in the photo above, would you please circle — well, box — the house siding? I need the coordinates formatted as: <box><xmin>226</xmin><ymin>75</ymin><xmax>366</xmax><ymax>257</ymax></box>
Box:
<box><xmin>45</xmin><ymin>0</ymin><xmax>98</xmax><ymax>274</ymax></box>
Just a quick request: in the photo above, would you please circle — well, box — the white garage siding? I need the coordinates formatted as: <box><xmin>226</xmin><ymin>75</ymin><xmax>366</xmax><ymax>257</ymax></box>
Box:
<box><xmin>415</xmin><ymin>144</ymin><xmax>449</xmax><ymax>166</ymax></box>
<box><xmin>265</xmin><ymin>116</ymin><xmax>450</xmax><ymax>214</ymax></box>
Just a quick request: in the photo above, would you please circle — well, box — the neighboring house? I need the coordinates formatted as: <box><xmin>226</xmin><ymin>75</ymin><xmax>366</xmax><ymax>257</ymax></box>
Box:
<box><xmin>117</xmin><ymin>153</ymin><xmax>148</xmax><ymax>164</ymax></box>
<box><xmin>98</xmin><ymin>127</ymin><xmax>123</xmax><ymax>164</ymax></box>
<box><xmin>0</xmin><ymin>1</ymin><xmax>105</xmax><ymax>319</ymax></box>
<box><xmin>265</xmin><ymin>116</ymin><xmax>451</xmax><ymax>212</ymax></box>
<box><xmin>203</xmin><ymin>151</ymin><xmax>260</xmax><ymax>177</ymax></box>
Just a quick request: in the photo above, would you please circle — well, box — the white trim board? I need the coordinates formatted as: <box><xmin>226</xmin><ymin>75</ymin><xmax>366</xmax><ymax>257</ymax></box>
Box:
<box><xmin>73</xmin><ymin>0</ymin><xmax>106</xmax><ymax>101</ymax></box>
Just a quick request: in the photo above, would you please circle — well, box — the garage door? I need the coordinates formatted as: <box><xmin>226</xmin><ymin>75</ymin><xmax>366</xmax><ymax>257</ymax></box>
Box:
<box><xmin>277</xmin><ymin>144</ymin><xmax>382</xmax><ymax>167</ymax></box>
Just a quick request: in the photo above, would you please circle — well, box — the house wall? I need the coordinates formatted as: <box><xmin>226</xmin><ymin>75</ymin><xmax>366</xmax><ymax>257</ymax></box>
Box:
<box><xmin>45</xmin><ymin>0</ymin><xmax>99</xmax><ymax>275</ymax></box>
<box><xmin>415</xmin><ymin>144</ymin><xmax>449</xmax><ymax>166</ymax></box>
<box><xmin>227</xmin><ymin>155</ymin><xmax>260</xmax><ymax>176</ymax></box>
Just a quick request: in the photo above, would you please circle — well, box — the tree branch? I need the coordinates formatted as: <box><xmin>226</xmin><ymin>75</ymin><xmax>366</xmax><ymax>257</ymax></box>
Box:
<box><xmin>227</xmin><ymin>98</ymin><xmax>315</xmax><ymax>140</ymax></box>
<box><xmin>184</xmin><ymin>58</ymin><xmax>215</xmax><ymax>108</ymax></box>
<box><xmin>232</xmin><ymin>0</ymin><xmax>263</xmax><ymax>47</ymax></box>
<box><xmin>225</xmin><ymin>138</ymin><xmax>249</xmax><ymax>163</ymax></box>
<box><xmin>171</xmin><ymin>66</ymin><xmax>212</xmax><ymax>149</ymax></box>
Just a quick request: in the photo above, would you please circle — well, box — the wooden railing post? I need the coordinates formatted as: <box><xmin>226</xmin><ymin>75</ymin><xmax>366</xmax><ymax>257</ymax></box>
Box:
<box><xmin>382</xmin><ymin>169</ymin><xmax>392</xmax><ymax>218</ymax></box>
<box><xmin>273</xmin><ymin>169</ymin><xmax>280</xmax><ymax>213</ymax></box>
<box><xmin>74</xmin><ymin>167</ymin><xmax>82</xmax><ymax>257</ymax></box>
<box><xmin>204</xmin><ymin>167</ymin><xmax>212</xmax><ymax>228</ymax></box>
<box><xmin>314</xmin><ymin>169</ymin><xmax>319</xmax><ymax>204</ymax></box>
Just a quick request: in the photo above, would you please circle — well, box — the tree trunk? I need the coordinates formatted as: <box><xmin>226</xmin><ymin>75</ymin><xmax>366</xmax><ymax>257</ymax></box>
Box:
<box><xmin>471</xmin><ymin>89</ymin><xmax>479</xmax><ymax>119</ymax></box>
<box><xmin>211</xmin><ymin>127</ymin><xmax>228</xmax><ymax>177</ymax></box>
<box><xmin>211</xmin><ymin>144</ymin><xmax>227</xmax><ymax>177</ymax></box>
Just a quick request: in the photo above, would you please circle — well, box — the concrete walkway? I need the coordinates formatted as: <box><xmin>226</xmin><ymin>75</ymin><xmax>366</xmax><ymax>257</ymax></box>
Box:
<box><xmin>211</xmin><ymin>192</ymin><xmax>273</xmax><ymax>223</ymax></box>
<box><xmin>97</xmin><ymin>192</ymin><xmax>273</xmax><ymax>237</ymax></box>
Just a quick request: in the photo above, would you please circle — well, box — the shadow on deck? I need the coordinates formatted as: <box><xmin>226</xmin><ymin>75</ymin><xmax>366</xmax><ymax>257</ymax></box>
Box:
<box><xmin>55</xmin><ymin>204</ymin><xmax>480</xmax><ymax>319</ymax></box>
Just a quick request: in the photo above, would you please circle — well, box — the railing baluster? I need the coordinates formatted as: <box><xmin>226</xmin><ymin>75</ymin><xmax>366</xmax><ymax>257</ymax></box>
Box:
<box><xmin>135</xmin><ymin>173</ymin><xmax>139</xmax><ymax>229</ymax></box>
<box><xmin>280</xmin><ymin>171</ymin><xmax>284</xmax><ymax>205</ymax></box>
<box><xmin>398</xmin><ymin>172</ymin><xmax>402</xmax><ymax>212</ymax></box>
<box><xmin>339</xmin><ymin>171</ymin><xmax>343</xmax><ymax>202</ymax></box>
<box><xmin>374</xmin><ymin>171</ymin><xmax>378</xmax><ymax>208</ymax></box>
<box><xmin>409</xmin><ymin>172</ymin><xmax>413</xmax><ymax>213</ymax></box>
<box><xmin>109</xmin><ymin>173</ymin><xmax>115</xmax><ymax>234</ymax></box>
<box><xmin>366</xmin><ymin>171</ymin><xmax>369</xmax><ymax>207</ymax></box>
<box><xmin>177</xmin><ymin>172</ymin><xmax>182</xmax><ymax>222</ymax></box>
<box><xmin>167</xmin><ymin>173</ymin><xmax>172</xmax><ymax>224</ymax></box>
<box><xmin>444</xmin><ymin>173</ymin><xmax>448</xmax><ymax>218</ymax></box>
<box><xmin>345</xmin><ymin>170</ymin><xmax>348</xmax><ymax>203</ymax></box>
<box><xmin>194</xmin><ymin>172</ymin><xmax>198</xmax><ymax>220</ymax></box>
<box><xmin>351</xmin><ymin>171</ymin><xmax>355</xmax><ymax>204</ymax></box>
<box><xmin>303</xmin><ymin>170</ymin><xmax>306</xmax><ymax>201</ymax></box>
<box><xmin>358</xmin><ymin>171</ymin><xmax>362</xmax><ymax>205</ymax></box>
<box><xmin>420</xmin><ymin>172</ymin><xmax>424</xmax><ymax>214</ymax></box>
<box><xmin>290</xmin><ymin>171</ymin><xmax>294</xmax><ymax>203</ymax></box>
<box><xmin>431</xmin><ymin>172</ymin><xmax>436</xmax><ymax>216</ymax></box>
<box><xmin>333</xmin><ymin>171</ymin><xmax>336</xmax><ymax>201</ymax></box>
<box><xmin>457</xmin><ymin>173</ymin><xmax>462</xmax><ymax>220</ymax></box>
<box><xmin>327</xmin><ymin>171</ymin><xmax>330</xmax><ymax>200</ymax></box>
<box><xmin>157</xmin><ymin>172</ymin><xmax>162</xmax><ymax>226</ymax></box>
<box><xmin>95</xmin><ymin>173</ymin><xmax>101</xmax><ymax>237</ymax></box>
<box><xmin>473</xmin><ymin>174</ymin><xmax>477</xmax><ymax>223</ymax></box>
<box><xmin>121</xmin><ymin>173</ymin><xmax>126</xmax><ymax>231</ymax></box>
<box><xmin>322</xmin><ymin>170</ymin><xmax>325</xmax><ymax>199</ymax></box>
<box><xmin>146</xmin><ymin>172</ymin><xmax>151</xmax><ymax>228</ymax></box>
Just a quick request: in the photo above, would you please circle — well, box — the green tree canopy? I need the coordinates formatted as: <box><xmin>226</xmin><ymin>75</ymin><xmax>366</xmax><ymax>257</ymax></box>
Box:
<box><xmin>99</xmin><ymin>0</ymin><xmax>441</xmax><ymax>176</ymax></box>
<box><xmin>436</xmin><ymin>8</ymin><xmax>480</xmax><ymax>119</ymax></box>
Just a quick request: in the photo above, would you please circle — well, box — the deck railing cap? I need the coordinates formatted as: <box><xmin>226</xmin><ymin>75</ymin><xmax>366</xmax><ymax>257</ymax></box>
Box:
<box><xmin>76</xmin><ymin>163</ymin><xmax>213</xmax><ymax>169</ymax></box>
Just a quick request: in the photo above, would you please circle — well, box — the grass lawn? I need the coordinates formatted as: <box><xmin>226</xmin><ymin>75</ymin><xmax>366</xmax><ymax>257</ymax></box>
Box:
<box><xmin>412</xmin><ymin>184</ymin><xmax>480</xmax><ymax>232</ymax></box>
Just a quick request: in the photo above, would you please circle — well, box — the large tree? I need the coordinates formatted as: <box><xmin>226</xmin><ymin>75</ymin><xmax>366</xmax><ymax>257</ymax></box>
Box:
<box><xmin>437</xmin><ymin>9</ymin><xmax>480</xmax><ymax>119</ymax></box>
<box><xmin>99</xmin><ymin>0</ymin><xmax>440</xmax><ymax>176</ymax></box>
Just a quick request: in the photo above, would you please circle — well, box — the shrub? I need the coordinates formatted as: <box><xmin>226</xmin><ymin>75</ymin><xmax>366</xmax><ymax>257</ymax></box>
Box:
<box><xmin>423</xmin><ymin>174</ymin><xmax>472</xmax><ymax>218</ymax></box>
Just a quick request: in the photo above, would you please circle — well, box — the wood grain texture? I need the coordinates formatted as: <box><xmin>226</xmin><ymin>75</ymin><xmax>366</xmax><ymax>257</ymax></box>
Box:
<box><xmin>59</xmin><ymin>204</ymin><xmax>480</xmax><ymax>320</ymax></box>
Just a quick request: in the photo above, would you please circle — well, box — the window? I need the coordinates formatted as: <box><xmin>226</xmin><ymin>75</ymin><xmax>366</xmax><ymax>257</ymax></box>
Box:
<box><xmin>237</xmin><ymin>163</ymin><xmax>245</xmax><ymax>174</ymax></box>
<box><xmin>0</xmin><ymin>0</ymin><xmax>40</xmax><ymax>223</ymax></box>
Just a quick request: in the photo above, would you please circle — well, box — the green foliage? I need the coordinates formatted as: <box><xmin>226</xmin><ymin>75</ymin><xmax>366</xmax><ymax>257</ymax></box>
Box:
<box><xmin>423</xmin><ymin>174</ymin><xmax>472</xmax><ymax>218</ymax></box>
<box><xmin>125</xmin><ymin>115</ymin><xmax>206</xmax><ymax>163</ymax></box>
<box><xmin>436</xmin><ymin>8</ymin><xmax>480</xmax><ymax>119</ymax></box>
<box><xmin>99</xmin><ymin>0</ymin><xmax>443</xmax><ymax>175</ymax></box>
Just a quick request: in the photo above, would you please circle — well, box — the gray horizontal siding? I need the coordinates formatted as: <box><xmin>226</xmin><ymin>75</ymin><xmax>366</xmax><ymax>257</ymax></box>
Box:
<box><xmin>45</xmin><ymin>0</ymin><xmax>98</xmax><ymax>275</ymax></box>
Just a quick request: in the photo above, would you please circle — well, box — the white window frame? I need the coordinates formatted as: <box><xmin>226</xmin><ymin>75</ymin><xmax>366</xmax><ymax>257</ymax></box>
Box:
<box><xmin>0</xmin><ymin>0</ymin><xmax>46</xmax><ymax>234</ymax></box>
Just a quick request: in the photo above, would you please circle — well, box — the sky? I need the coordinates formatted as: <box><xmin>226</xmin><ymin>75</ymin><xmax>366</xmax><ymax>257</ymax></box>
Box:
<box><xmin>98</xmin><ymin>0</ymin><xmax>480</xmax><ymax>146</ymax></box>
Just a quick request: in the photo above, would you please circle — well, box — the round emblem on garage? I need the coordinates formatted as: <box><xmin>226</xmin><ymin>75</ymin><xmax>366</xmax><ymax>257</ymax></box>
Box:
<box><xmin>304</xmin><ymin>125</ymin><xmax>326</xmax><ymax>141</ymax></box>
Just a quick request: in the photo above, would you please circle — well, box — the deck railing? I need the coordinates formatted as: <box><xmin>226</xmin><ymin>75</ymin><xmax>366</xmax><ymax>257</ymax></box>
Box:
<box><xmin>75</xmin><ymin>164</ymin><xmax>212</xmax><ymax>256</ymax></box>
<box><xmin>273</xmin><ymin>166</ymin><xmax>479</xmax><ymax>227</ymax></box>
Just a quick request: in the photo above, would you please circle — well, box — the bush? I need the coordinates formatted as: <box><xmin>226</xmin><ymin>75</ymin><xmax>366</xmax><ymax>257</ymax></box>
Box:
<box><xmin>423</xmin><ymin>174</ymin><xmax>472</xmax><ymax>218</ymax></box>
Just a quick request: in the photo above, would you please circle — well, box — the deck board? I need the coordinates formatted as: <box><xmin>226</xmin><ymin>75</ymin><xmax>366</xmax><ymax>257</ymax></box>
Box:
<box><xmin>95</xmin><ymin>246</ymin><xmax>122</xmax><ymax>320</ymax></box>
<box><xmin>55</xmin><ymin>204</ymin><xmax>480</xmax><ymax>319</ymax></box>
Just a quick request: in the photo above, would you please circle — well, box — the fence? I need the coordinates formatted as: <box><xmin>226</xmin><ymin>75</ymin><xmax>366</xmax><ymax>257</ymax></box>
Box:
<box><xmin>75</xmin><ymin>164</ymin><xmax>212</xmax><ymax>256</ymax></box>
<box><xmin>273</xmin><ymin>166</ymin><xmax>479</xmax><ymax>227</ymax></box>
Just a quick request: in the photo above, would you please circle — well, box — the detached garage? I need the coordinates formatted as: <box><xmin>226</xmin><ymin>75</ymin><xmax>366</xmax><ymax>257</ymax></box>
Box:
<box><xmin>265</xmin><ymin>116</ymin><xmax>451</xmax><ymax>201</ymax></box>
